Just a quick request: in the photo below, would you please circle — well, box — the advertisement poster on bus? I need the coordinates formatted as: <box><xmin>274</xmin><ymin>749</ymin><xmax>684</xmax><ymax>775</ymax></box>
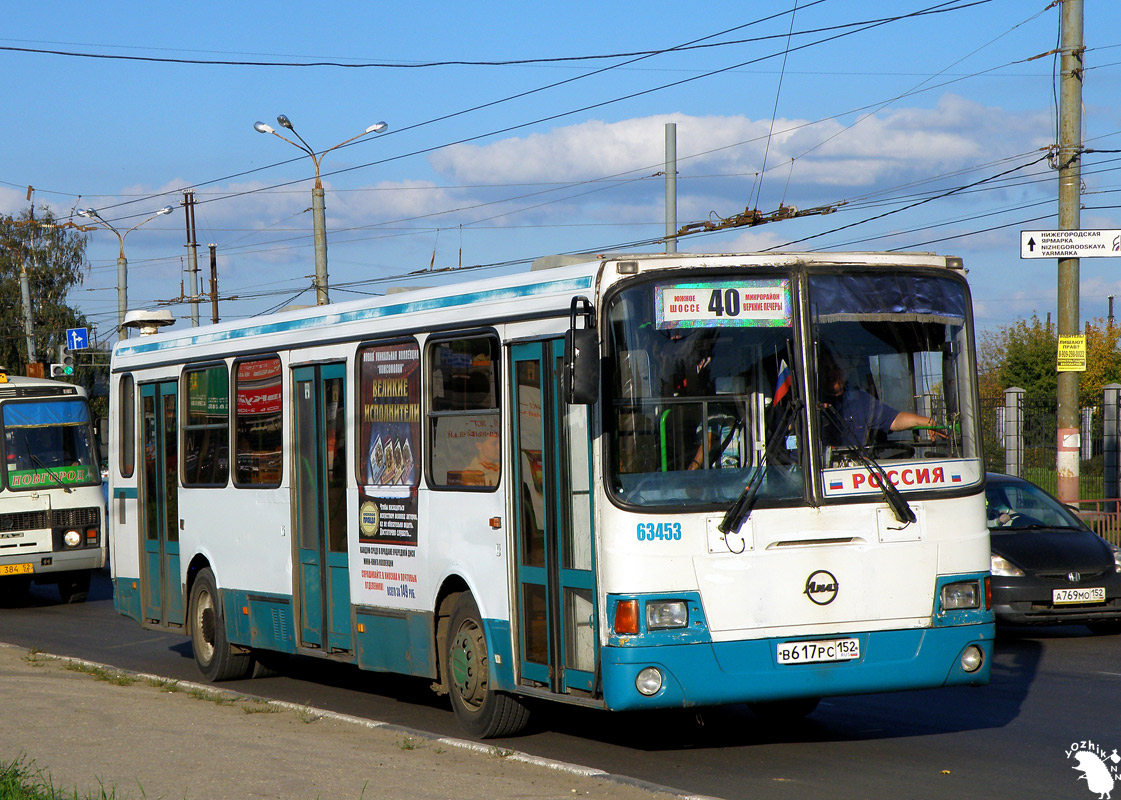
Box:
<box><xmin>357</xmin><ymin>341</ymin><xmax>421</xmax><ymax>606</ymax></box>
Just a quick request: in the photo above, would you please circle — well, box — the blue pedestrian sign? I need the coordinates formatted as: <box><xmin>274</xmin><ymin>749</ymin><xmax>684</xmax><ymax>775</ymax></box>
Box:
<box><xmin>66</xmin><ymin>327</ymin><xmax>89</xmax><ymax>351</ymax></box>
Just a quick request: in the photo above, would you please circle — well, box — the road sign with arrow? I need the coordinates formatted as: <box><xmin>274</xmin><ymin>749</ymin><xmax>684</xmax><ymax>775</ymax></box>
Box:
<box><xmin>1021</xmin><ymin>230</ymin><xmax>1121</xmax><ymax>259</ymax></box>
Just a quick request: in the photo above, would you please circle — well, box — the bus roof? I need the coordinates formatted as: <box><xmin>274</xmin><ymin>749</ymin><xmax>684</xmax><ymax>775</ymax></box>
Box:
<box><xmin>111</xmin><ymin>251</ymin><xmax>964</xmax><ymax>370</ymax></box>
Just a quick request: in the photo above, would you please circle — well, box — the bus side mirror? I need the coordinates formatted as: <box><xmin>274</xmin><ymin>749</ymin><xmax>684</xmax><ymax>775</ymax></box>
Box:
<box><xmin>565</xmin><ymin>328</ymin><xmax>599</xmax><ymax>405</ymax></box>
<box><xmin>565</xmin><ymin>296</ymin><xmax>599</xmax><ymax>405</ymax></box>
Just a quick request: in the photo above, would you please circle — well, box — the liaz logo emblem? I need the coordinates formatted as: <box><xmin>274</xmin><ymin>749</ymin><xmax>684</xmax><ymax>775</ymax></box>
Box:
<box><xmin>804</xmin><ymin>570</ymin><xmax>839</xmax><ymax>605</ymax></box>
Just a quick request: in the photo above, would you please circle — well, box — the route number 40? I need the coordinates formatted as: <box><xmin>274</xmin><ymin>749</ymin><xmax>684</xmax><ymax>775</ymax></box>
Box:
<box><xmin>708</xmin><ymin>288</ymin><xmax>741</xmax><ymax>317</ymax></box>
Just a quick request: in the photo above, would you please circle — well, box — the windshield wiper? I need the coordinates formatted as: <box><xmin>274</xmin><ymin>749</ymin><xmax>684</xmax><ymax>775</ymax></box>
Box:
<box><xmin>820</xmin><ymin>404</ymin><xmax>914</xmax><ymax>525</ymax></box>
<box><xmin>719</xmin><ymin>400</ymin><xmax>800</xmax><ymax>534</ymax></box>
<box><xmin>28</xmin><ymin>452</ymin><xmax>74</xmax><ymax>494</ymax></box>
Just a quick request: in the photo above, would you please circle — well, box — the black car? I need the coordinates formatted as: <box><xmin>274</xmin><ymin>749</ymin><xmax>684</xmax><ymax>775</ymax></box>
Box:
<box><xmin>987</xmin><ymin>472</ymin><xmax>1121</xmax><ymax>633</ymax></box>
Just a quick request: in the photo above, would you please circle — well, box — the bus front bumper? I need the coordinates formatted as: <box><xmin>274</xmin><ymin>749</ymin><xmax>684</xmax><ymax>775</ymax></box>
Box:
<box><xmin>599</xmin><ymin>623</ymin><xmax>994</xmax><ymax>712</ymax></box>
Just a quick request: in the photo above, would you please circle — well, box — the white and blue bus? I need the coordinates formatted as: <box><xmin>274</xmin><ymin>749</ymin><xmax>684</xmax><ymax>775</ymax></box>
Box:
<box><xmin>0</xmin><ymin>370</ymin><xmax>106</xmax><ymax>603</ymax></box>
<box><xmin>109</xmin><ymin>252</ymin><xmax>993</xmax><ymax>737</ymax></box>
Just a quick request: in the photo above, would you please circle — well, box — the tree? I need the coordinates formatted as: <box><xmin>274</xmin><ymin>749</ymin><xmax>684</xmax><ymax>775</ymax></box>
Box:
<box><xmin>978</xmin><ymin>314</ymin><xmax>1121</xmax><ymax>405</ymax></box>
<box><xmin>0</xmin><ymin>205</ymin><xmax>92</xmax><ymax>380</ymax></box>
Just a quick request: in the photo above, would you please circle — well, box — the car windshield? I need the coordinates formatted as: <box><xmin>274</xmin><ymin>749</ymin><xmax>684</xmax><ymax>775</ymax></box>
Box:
<box><xmin>985</xmin><ymin>479</ymin><xmax>1083</xmax><ymax>530</ymax></box>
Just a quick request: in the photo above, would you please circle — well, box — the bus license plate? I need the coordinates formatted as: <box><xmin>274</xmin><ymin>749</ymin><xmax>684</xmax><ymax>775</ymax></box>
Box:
<box><xmin>1053</xmin><ymin>587</ymin><xmax>1106</xmax><ymax>605</ymax></box>
<box><xmin>0</xmin><ymin>563</ymin><xmax>33</xmax><ymax>576</ymax></box>
<box><xmin>777</xmin><ymin>638</ymin><xmax>860</xmax><ymax>665</ymax></box>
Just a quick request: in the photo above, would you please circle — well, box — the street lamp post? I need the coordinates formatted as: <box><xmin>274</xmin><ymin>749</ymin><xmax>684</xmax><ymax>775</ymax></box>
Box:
<box><xmin>254</xmin><ymin>115</ymin><xmax>388</xmax><ymax>305</ymax></box>
<box><xmin>79</xmin><ymin>206</ymin><xmax>174</xmax><ymax>339</ymax></box>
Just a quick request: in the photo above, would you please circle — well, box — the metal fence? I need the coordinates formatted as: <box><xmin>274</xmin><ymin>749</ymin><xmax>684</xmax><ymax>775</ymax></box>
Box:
<box><xmin>981</xmin><ymin>383</ymin><xmax>1121</xmax><ymax>545</ymax></box>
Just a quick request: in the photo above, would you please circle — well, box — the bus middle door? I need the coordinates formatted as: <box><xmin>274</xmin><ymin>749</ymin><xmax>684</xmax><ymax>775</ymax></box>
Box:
<box><xmin>292</xmin><ymin>364</ymin><xmax>351</xmax><ymax>653</ymax></box>
<box><xmin>510</xmin><ymin>339</ymin><xmax>597</xmax><ymax>696</ymax></box>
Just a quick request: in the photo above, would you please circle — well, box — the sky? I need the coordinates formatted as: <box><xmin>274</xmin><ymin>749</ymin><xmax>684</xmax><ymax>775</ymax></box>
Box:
<box><xmin>2</xmin><ymin>0</ymin><xmax>1120</xmax><ymax>346</ymax></box>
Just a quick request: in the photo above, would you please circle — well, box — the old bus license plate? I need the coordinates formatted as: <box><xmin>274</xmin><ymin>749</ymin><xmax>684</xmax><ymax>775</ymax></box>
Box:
<box><xmin>0</xmin><ymin>563</ymin><xmax>33</xmax><ymax>576</ymax></box>
<box><xmin>777</xmin><ymin>638</ymin><xmax>860</xmax><ymax>665</ymax></box>
<box><xmin>1053</xmin><ymin>587</ymin><xmax>1106</xmax><ymax>605</ymax></box>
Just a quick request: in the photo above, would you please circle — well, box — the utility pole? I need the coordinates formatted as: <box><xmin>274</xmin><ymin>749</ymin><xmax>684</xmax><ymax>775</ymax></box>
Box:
<box><xmin>183</xmin><ymin>189</ymin><xmax>200</xmax><ymax>327</ymax></box>
<box><xmin>209</xmin><ymin>243</ymin><xmax>220</xmax><ymax>324</ymax></box>
<box><xmin>1056</xmin><ymin>0</ymin><xmax>1084</xmax><ymax>504</ymax></box>
<box><xmin>664</xmin><ymin>122</ymin><xmax>677</xmax><ymax>254</ymax></box>
<box><xmin>22</xmin><ymin>186</ymin><xmax>38</xmax><ymax>363</ymax></box>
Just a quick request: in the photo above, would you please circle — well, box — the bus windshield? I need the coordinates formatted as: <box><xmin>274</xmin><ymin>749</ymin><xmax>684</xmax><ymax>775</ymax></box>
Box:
<box><xmin>606</xmin><ymin>275</ymin><xmax>803</xmax><ymax>508</ymax></box>
<box><xmin>810</xmin><ymin>271</ymin><xmax>978</xmax><ymax>471</ymax></box>
<box><xmin>1</xmin><ymin>398</ymin><xmax>99</xmax><ymax>490</ymax></box>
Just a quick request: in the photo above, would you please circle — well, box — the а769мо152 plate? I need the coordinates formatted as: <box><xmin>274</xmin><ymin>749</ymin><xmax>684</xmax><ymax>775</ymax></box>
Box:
<box><xmin>1053</xmin><ymin>587</ymin><xmax>1106</xmax><ymax>605</ymax></box>
<box><xmin>776</xmin><ymin>638</ymin><xmax>860</xmax><ymax>665</ymax></box>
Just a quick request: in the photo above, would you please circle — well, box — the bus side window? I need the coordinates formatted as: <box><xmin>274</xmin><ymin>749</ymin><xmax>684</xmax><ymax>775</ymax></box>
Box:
<box><xmin>183</xmin><ymin>364</ymin><xmax>230</xmax><ymax>487</ymax></box>
<box><xmin>119</xmin><ymin>374</ymin><xmax>136</xmax><ymax>478</ymax></box>
<box><xmin>427</xmin><ymin>335</ymin><xmax>500</xmax><ymax>488</ymax></box>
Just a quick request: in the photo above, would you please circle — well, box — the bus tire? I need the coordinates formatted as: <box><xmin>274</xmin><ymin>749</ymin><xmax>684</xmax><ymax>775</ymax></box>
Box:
<box><xmin>446</xmin><ymin>593</ymin><xmax>529</xmax><ymax>738</ymax></box>
<box><xmin>189</xmin><ymin>568</ymin><xmax>252</xmax><ymax>682</ymax></box>
<box><xmin>58</xmin><ymin>571</ymin><xmax>91</xmax><ymax>604</ymax></box>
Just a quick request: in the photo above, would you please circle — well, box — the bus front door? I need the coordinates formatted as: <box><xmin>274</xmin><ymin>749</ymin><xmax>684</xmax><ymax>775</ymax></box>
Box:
<box><xmin>511</xmin><ymin>340</ymin><xmax>597</xmax><ymax>695</ymax></box>
<box><xmin>293</xmin><ymin>364</ymin><xmax>351</xmax><ymax>653</ymax></box>
<box><xmin>140</xmin><ymin>381</ymin><xmax>184</xmax><ymax>627</ymax></box>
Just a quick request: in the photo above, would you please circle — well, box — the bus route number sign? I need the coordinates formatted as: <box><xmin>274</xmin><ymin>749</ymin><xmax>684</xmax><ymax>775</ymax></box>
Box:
<box><xmin>655</xmin><ymin>279</ymin><xmax>792</xmax><ymax>329</ymax></box>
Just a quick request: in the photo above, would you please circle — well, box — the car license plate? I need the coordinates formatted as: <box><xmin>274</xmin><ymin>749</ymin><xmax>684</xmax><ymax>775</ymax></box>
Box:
<box><xmin>1053</xmin><ymin>587</ymin><xmax>1106</xmax><ymax>605</ymax></box>
<box><xmin>777</xmin><ymin>638</ymin><xmax>860</xmax><ymax>665</ymax></box>
<box><xmin>0</xmin><ymin>563</ymin><xmax>33</xmax><ymax>576</ymax></box>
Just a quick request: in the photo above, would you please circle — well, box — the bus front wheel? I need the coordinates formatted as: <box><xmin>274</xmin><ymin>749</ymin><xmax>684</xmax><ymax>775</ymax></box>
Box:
<box><xmin>189</xmin><ymin>568</ymin><xmax>253</xmax><ymax>682</ymax></box>
<box><xmin>446</xmin><ymin>593</ymin><xmax>530</xmax><ymax>738</ymax></box>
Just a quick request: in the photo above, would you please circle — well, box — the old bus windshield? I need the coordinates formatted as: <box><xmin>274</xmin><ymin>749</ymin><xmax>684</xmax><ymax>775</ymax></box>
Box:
<box><xmin>606</xmin><ymin>275</ymin><xmax>803</xmax><ymax>508</ymax></box>
<box><xmin>1</xmin><ymin>398</ymin><xmax>99</xmax><ymax>490</ymax></box>
<box><xmin>810</xmin><ymin>271</ymin><xmax>979</xmax><ymax>472</ymax></box>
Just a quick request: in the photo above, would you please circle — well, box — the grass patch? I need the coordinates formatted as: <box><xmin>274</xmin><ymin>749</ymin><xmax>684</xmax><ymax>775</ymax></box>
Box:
<box><xmin>185</xmin><ymin>687</ymin><xmax>236</xmax><ymax>706</ymax></box>
<box><xmin>0</xmin><ymin>754</ymin><xmax>123</xmax><ymax>799</ymax></box>
<box><xmin>22</xmin><ymin>650</ymin><xmax>51</xmax><ymax>668</ymax></box>
<box><xmin>62</xmin><ymin>662</ymin><xmax>136</xmax><ymax>686</ymax></box>
<box><xmin>294</xmin><ymin>705</ymin><xmax>322</xmax><ymax>724</ymax></box>
<box><xmin>145</xmin><ymin>677</ymin><xmax>181</xmax><ymax>692</ymax></box>
<box><xmin>397</xmin><ymin>737</ymin><xmax>425</xmax><ymax>751</ymax></box>
<box><xmin>241</xmin><ymin>699</ymin><xmax>281</xmax><ymax>715</ymax></box>
<box><xmin>490</xmin><ymin>746</ymin><xmax>514</xmax><ymax>759</ymax></box>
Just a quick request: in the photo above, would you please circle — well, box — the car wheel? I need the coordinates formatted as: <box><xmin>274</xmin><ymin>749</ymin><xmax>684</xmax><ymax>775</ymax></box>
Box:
<box><xmin>189</xmin><ymin>567</ymin><xmax>253</xmax><ymax>681</ymax></box>
<box><xmin>58</xmin><ymin>571</ymin><xmax>91</xmax><ymax>604</ymax></box>
<box><xmin>445</xmin><ymin>593</ymin><xmax>530</xmax><ymax>738</ymax></box>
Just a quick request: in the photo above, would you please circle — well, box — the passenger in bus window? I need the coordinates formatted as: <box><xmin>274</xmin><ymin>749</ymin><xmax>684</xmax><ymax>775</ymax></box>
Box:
<box><xmin>463</xmin><ymin>429</ymin><xmax>500</xmax><ymax>486</ymax></box>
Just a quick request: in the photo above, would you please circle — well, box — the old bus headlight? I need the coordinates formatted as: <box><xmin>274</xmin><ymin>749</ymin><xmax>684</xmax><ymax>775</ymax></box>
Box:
<box><xmin>941</xmin><ymin>580</ymin><xmax>981</xmax><ymax>610</ymax></box>
<box><xmin>63</xmin><ymin>529</ymin><xmax>82</xmax><ymax>548</ymax></box>
<box><xmin>646</xmin><ymin>600</ymin><xmax>688</xmax><ymax>630</ymax></box>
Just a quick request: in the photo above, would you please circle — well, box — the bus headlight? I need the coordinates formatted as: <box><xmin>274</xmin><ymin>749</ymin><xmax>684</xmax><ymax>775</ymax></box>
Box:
<box><xmin>635</xmin><ymin>667</ymin><xmax>663</xmax><ymax>696</ymax></box>
<box><xmin>941</xmin><ymin>580</ymin><xmax>981</xmax><ymax>610</ymax></box>
<box><xmin>63</xmin><ymin>529</ymin><xmax>82</xmax><ymax>548</ymax></box>
<box><xmin>646</xmin><ymin>600</ymin><xmax>688</xmax><ymax>630</ymax></box>
<box><xmin>960</xmin><ymin>645</ymin><xmax>984</xmax><ymax>673</ymax></box>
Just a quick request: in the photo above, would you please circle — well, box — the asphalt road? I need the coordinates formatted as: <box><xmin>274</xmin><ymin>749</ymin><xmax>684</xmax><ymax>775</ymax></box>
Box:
<box><xmin>3</xmin><ymin>568</ymin><xmax>1119</xmax><ymax>800</ymax></box>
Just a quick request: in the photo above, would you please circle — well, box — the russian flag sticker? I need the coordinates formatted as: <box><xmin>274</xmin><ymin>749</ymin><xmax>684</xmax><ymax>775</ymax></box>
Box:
<box><xmin>829</xmin><ymin>480</ymin><xmax>844</xmax><ymax>491</ymax></box>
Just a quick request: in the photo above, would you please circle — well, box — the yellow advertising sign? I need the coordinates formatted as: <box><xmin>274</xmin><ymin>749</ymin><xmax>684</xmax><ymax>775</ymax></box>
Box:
<box><xmin>1057</xmin><ymin>335</ymin><xmax>1087</xmax><ymax>372</ymax></box>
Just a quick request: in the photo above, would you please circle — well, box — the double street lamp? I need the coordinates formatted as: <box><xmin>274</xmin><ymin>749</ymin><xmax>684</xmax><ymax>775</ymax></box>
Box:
<box><xmin>78</xmin><ymin>205</ymin><xmax>174</xmax><ymax>339</ymax></box>
<box><xmin>254</xmin><ymin>115</ymin><xmax>388</xmax><ymax>305</ymax></box>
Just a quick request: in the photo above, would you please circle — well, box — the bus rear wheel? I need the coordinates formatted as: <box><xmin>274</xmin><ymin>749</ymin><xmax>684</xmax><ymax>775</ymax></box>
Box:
<box><xmin>446</xmin><ymin>593</ymin><xmax>529</xmax><ymax>738</ymax></box>
<box><xmin>189</xmin><ymin>568</ymin><xmax>253</xmax><ymax>682</ymax></box>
